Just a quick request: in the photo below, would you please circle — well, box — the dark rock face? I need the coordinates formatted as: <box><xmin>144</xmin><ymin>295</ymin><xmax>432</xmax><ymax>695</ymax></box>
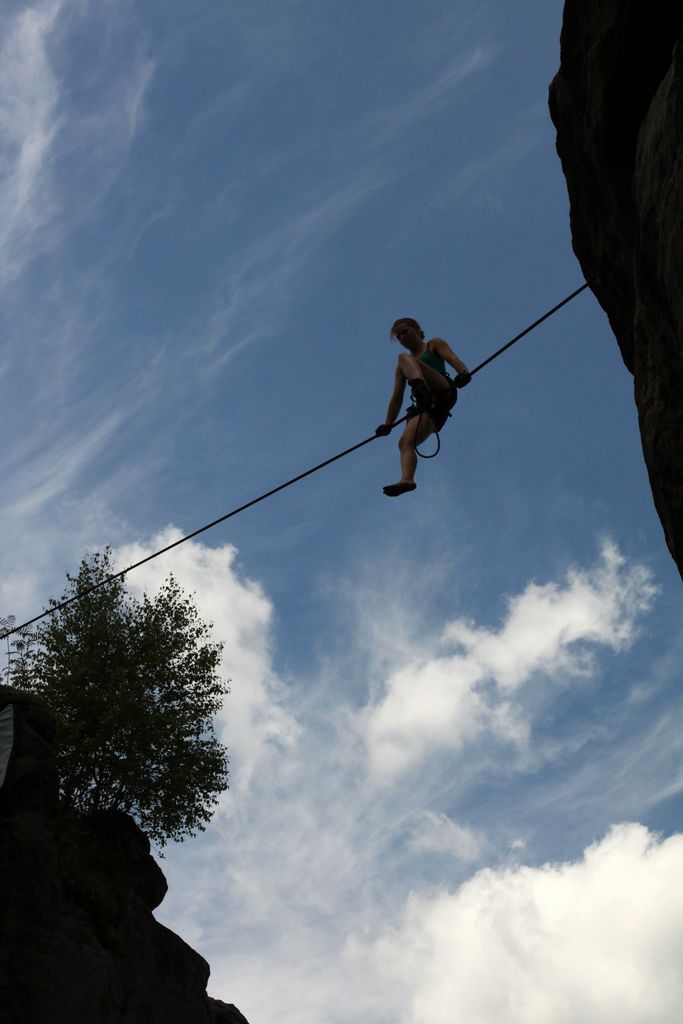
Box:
<box><xmin>549</xmin><ymin>3</ymin><xmax>683</xmax><ymax>577</ymax></box>
<box><xmin>0</xmin><ymin>689</ymin><xmax>249</xmax><ymax>1024</ymax></box>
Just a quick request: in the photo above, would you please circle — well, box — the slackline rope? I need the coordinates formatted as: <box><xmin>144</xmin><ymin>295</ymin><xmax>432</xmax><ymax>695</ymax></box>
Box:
<box><xmin>1</xmin><ymin>282</ymin><xmax>589</xmax><ymax>642</ymax></box>
<box><xmin>414</xmin><ymin>281</ymin><xmax>590</xmax><ymax>460</ymax></box>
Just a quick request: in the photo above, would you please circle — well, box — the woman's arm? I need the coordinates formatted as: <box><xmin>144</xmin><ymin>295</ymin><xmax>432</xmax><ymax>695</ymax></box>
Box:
<box><xmin>431</xmin><ymin>337</ymin><xmax>469</xmax><ymax>376</ymax></box>
<box><xmin>384</xmin><ymin>365</ymin><xmax>407</xmax><ymax>424</ymax></box>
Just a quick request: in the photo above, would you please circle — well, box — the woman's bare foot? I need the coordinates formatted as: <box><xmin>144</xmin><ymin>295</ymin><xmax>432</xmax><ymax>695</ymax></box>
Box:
<box><xmin>383</xmin><ymin>481</ymin><xmax>417</xmax><ymax>497</ymax></box>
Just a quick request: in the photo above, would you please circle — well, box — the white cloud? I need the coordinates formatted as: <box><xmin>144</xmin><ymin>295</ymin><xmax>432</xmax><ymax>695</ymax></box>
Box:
<box><xmin>2</xmin><ymin>516</ymin><xmax>677</xmax><ymax>1024</ymax></box>
<box><xmin>447</xmin><ymin>542</ymin><xmax>655</xmax><ymax>690</ymax></box>
<box><xmin>409</xmin><ymin>810</ymin><xmax>484</xmax><ymax>862</ymax></box>
<box><xmin>113</xmin><ymin>530</ymin><xmax>300</xmax><ymax>792</ymax></box>
<box><xmin>0</xmin><ymin>0</ymin><xmax>63</xmax><ymax>283</ymax></box>
<box><xmin>362</xmin><ymin>543</ymin><xmax>657</xmax><ymax>782</ymax></box>
<box><xmin>0</xmin><ymin>0</ymin><xmax>155</xmax><ymax>287</ymax></box>
<box><xmin>142</xmin><ymin>536</ymin><xmax>677</xmax><ymax>1024</ymax></box>
<box><xmin>364</xmin><ymin>824</ymin><xmax>683</xmax><ymax>1024</ymax></box>
<box><xmin>367</xmin><ymin>45</ymin><xmax>491</xmax><ymax>149</ymax></box>
<box><xmin>198</xmin><ymin>171</ymin><xmax>387</xmax><ymax>374</ymax></box>
<box><xmin>4</xmin><ymin>410</ymin><xmax>124</xmax><ymax>518</ymax></box>
<box><xmin>177</xmin><ymin>20</ymin><xmax>494</xmax><ymax>374</ymax></box>
<box><xmin>123</xmin><ymin>56</ymin><xmax>155</xmax><ymax>141</ymax></box>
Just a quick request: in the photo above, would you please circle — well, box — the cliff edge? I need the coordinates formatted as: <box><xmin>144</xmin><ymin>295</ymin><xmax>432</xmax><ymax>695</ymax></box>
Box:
<box><xmin>549</xmin><ymin>2</ymin><xmax>683</xmax><ymax>577</ymax></box>
<box><xmin>0</xmin><ymin>688</ymin><xmax>249</xmax><ymax>1024</ymax></box>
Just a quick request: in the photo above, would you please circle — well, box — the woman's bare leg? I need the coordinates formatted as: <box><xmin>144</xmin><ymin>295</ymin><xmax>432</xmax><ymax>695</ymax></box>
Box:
<box><xmin>383</xmin><ymin>413</ymin><xmax>435</xmax><ymax>496</ymax></box>
<box><xmin>397</xmin><ymin>353</ymin><xmax>451</xmax><ymax>399</ymax></box>
<box><xmin>383</xmin><ymin>356</ymin><xmax>450</xmax><ymax>495</ymax></box>
<box><xmin>399</xmin><ymin>413</ymin><xmax>435</xmax><ymax>480</ymax></box>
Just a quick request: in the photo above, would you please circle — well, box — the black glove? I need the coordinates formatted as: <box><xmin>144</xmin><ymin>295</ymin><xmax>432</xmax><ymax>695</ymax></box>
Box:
<box><xmin>454</xmin><ymin>371</ymin><xmax>472</xmax><ymax>389</ymax></box>
<box><xmin>375</xmin><ymin>423</ymin><xmax>392</xmax><ymax>436</ymax></box>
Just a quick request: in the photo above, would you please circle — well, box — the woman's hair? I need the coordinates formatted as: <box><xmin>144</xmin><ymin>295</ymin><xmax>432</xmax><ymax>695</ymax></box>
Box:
<box><xmin>390</xmin><ymin>317</ymin><xmax>424</xmax><ymax>341</ymax></box>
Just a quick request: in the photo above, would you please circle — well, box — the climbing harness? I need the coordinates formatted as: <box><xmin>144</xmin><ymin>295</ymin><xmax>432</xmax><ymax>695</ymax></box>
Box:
<box><xmin>407</xmin><ymin>377</ymin><xmax>459</xmax><ymax>460</ymax></box>
<box><xmin>0</xmin><ymin>283</ymin><xmax>590</xmax><ymax>643</ymax></box>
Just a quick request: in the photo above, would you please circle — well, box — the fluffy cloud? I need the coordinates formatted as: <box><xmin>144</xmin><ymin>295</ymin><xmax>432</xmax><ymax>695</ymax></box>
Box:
<box><xmin>104</xmin><ymin>535</ymin><xmax>678</xmax><ymax>1024</ymax></box>
<box><xmin>364</xmin><ymin>823</ymin><xmax>683</xmax><ymax>1024</ymax></box>
<box><xmin>363</xmin><ymin>544</ymin><xmax>656</xmax><ymax>781</ymax></box>
<box><xmin>446</xmin><ymin>542</ymin><xmax>655</xmax><ymax>690</ymax></box>
<box><xmin>114</xmin><ymin>530</ymin><xmax>300</xmax><ymax>792</ymax></box>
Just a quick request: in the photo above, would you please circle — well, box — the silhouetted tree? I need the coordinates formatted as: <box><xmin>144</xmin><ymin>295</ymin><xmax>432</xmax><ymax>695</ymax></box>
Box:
<box><xmin>12</xmin><ymin>549</ymin><xmax>230</xmax><ymax>846</ymax></box>
<box><xmin>0</xmin><ymin>615</ymin><xmax>34</xmax><ymax>685</ymax></box>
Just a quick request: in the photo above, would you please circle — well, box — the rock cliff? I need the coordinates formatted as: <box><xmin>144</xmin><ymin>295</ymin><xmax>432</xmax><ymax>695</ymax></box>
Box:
<box><xmin>0</xmin><ymin>688</ymin><xmax>250</xmax><ymax>1024</ymax></box>
<box><xmin>549</xmin><ymin>2</ymin><xmax>683</xmax><ymax>577</ymax></box>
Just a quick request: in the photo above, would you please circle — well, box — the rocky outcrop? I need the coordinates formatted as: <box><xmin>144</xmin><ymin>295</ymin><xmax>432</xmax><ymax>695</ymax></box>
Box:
<box><xmin>0</xmin><ymin>688</ymin><xmax>249</xmax><ymax>1024</ymax></box>
<box><xmin>549</xmin><ymin>3</ymin><xmax>683</xmax><ymax>577</ymax></box>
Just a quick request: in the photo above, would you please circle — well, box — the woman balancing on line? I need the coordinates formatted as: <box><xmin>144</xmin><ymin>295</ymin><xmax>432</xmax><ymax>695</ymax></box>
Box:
<box><xmin>376</xmin><ymin>317</ymin><xmax>471</xmax><ymax>497</ymax></box>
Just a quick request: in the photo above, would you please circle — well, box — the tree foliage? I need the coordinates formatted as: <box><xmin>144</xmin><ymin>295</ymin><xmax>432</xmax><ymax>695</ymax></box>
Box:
<box><xmin>12</xmin><ymin>550</ymin><xmax>230</xmax><ymax>847</ymax></box>
<box><xmin>1</xmin><ymin>615</ymin><xmax>33</xmax><ymax>684</ymax></box>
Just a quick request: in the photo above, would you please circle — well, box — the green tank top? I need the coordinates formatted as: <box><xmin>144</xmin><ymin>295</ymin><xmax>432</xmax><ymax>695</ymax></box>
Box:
<box><xmin>419</xmin><ymin>343</ymin><xmax>447</xmax><ymax>376</ymax></box>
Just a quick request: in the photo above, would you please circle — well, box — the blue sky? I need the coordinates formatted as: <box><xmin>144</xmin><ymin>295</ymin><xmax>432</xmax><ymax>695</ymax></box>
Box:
<box><xmin>2</xmin><ymin>2</ymin><xmax>683</xmax><ymax>1022</ymax></box>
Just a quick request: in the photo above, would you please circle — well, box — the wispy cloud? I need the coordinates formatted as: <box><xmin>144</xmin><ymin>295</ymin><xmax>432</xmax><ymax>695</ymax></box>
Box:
<box><xmin>0</xmin><ymin>1</ymin><xmax>163</xmax><ymax>630</ymax></box>
<box><xmin>361</xmin><ymin>543</ymin><xmax>656</xmax><ymax>782</ymax></box>
<box><xmin>0</xmin><ymin>1</ymin><xmax>154</xmax><ymax>286</ymax></box>
<box><xmin>408</xmin><ymin>810</ymin><xmax>485</xmax><ymax>862</ymax></box>
<box><xmin>164</xmin><ymin>8</ymin><xmax>496</xmax><ymax>375</ymax></box>
<box><xmin>354</xmin><ymin>44</ymin><xmax>493</xmax><ymax>154</ymax></box>
<box><xmin>3</xmin><ymin>409</ymin><xmax>124</xmax><ymax>518</ymax></box>
<box><xmin>198</xmin><ymin>172</ymin><xmax>388</xmax><ymax>373</ymax></box>
<box><xmin>0</xmin><ymin>0</ymin><xmax>63</xmax><ymax>283</ymax></box>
